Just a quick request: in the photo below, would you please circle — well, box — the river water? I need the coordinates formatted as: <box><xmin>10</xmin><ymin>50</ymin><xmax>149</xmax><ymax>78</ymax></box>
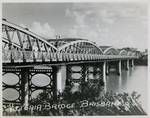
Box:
<box><xmin>105</xmin><ymin>66</ymin><xmax>148</xmax><ymax>112</ymax></box>
<box><xmin>3</xmin><ymin>65</ymin><xmax>148</xmax><ymax>113</ymax></box>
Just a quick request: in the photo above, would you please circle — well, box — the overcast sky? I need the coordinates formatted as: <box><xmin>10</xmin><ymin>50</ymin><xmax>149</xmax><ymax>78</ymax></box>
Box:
<box><xmin>3</xmin><ymin>2</ymin><xmax>148</xmax><ymax>51</ymax></box>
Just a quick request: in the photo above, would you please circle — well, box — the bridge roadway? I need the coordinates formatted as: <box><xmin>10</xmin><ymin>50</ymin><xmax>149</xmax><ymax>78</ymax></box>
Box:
<box><xmin>2</xmin><ymin>19</ymin><xmax>138</xmax><ymax>111</ymax></box>
<box><xmin>2</xmin><ymin>50</ymin><xmax>136</xmax><ymax>65</ymax></box>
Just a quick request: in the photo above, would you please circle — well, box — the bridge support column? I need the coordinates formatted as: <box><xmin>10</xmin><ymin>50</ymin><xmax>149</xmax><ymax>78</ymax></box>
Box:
<box><xmin>126</xmin><ymin>59</ymin><xmax>129</xmax><ymax>70</ymax></box>
<box><xmin>106</xmin><ymin>62</ymin><xmax>109</xmax><ymax>75</ymax></box>
<box><xmin>21</xmin><ymin>68</ymin><xmax>29</xmax><ymax>114</ymax></box>
<box><xmin>103</xmin><ymin>62</ymin><xmax>106</xmax><ymax>84</ymax></box>
<box><xmin>56</xmin><ymin>65</ymin><xmax>67</xmax><ymax>93</ymax></box>
<box><xmin>116</xmin><ymin>60</ymin><xmax>121</xmax><ymax>75</ymax></box>
<box><xmin>131</xmin><ymin>59</ymin><xmax>134</xmax><ymax>67</ymax></box>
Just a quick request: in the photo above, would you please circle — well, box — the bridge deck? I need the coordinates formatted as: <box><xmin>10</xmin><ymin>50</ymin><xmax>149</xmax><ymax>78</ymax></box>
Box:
<box><xmin>3</xmin><ymin>50</ymin><xmax>137</xmax><ymax>65</ymax></box>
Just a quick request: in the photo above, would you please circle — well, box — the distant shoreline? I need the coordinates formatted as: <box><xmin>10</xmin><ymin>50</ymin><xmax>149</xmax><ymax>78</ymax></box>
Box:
<box><xmin>135</xmin><ymin>59</ymin><xmax>148</xmax><ymax>66</ymax></box>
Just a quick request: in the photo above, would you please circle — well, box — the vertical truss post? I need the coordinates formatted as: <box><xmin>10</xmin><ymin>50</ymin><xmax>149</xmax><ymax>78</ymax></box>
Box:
<box><xmin>5</xmin><ymin>26</ymin><xmax>12</xmax><ymax>50</ymax></box>
<box><xmin>27</xmin><ymin>35</ymin><xmax>32</xmax><ymax>51</ymax></box>
<box><xmin>35</xmin><ymin>39</ymin><xmax>41</xmax><ymax>52</ymax></box>
<box><xmin>16</xmin><ymin>31</ymin><xmax>23</xmax><ymax>48</ymax></box>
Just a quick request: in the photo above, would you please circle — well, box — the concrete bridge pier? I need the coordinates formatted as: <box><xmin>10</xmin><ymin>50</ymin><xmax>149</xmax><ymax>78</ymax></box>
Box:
<box><xmin>56</xmin><ymin>65</ymin><xmax>67</xmax><ymax>93</ymax></box>
<box><xmin>116</xmin><ymin>60</ymin><xmax>121</xmax><ymax>75</ymax></box>
<box><xmin>126</xmin><ymin>59</ymin><xmax>130</xmax><ymax>70</ymax></box>
<box><xmin>103</xmin><ymin>61</ymin><xmax>107</xmax><ymax>93</ymax></box>
<box><xmin>106</xmin><ymin>62</ymin><xmax>110</xmax><ymax>76</ymax></box>
<box><xmin>105</xmin><ymin>61</ymin><xmax>121</xmax><ymax>76</ymax></box>
<box><xmin>103</xmin><ymin>62</ymin><xmax>106</xmax><ymax>83</ymax></box>
<box><xmin>131</xmin><ymin>59</ymin><xmax>134</xmax><ymax>67</ymax></box>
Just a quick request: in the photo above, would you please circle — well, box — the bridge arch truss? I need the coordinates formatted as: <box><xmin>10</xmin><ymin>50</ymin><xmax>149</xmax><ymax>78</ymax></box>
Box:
<box><xmin>58</xmin><ymin>40</ymin><xmax>104</xmax><ymax>55</ymax></box>
<box><xmin>2</xmin><ymin>19</ymin><xmax>58</xmax><ymax>63</ymax></box>
<box><xmin>103</xmin><ymin>47</ymin><xmax>119</xmax><ymax>55</ymax></box>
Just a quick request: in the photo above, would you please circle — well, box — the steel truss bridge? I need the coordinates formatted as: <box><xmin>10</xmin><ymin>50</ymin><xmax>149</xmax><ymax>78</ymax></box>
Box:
<box><xmin>2</xmin><ymin>19</ymin><xmax>138</xmax><ymax>114</ymax></box>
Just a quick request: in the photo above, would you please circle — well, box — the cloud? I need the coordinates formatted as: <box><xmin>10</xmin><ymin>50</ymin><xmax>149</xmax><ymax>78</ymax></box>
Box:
<box><xmin>64</xmin><ymin>3</ymin><xmax>147</xmax><ymax>50</ymax></box>
<box><xmin>65</xmin><ymin>4</ymin><xmax>114</xmax><ymax>44</ymax></box>
<box><xmin>30</xmin><ymin>21</ymin><xmax>56</xmax><ymax>39</ymax></box>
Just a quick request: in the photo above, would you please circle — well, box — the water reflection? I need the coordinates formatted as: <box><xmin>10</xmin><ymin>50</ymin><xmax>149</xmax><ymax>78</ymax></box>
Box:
<box><xmin>106</xmin><ymin>66</ymin><xmax>147</xmax><ymax>112</ymax></box>
<box><xmin>118</xmin><ymin>73</ymin><xmax>122</xmax><ymax>91</ymax></box>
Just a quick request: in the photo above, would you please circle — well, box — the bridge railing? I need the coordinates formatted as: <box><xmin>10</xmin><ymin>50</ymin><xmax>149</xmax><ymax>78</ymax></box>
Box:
<box><xmin>2</xmin><ymin>50</ymin><xmax>138</xmax><ymax>63</ymax></box>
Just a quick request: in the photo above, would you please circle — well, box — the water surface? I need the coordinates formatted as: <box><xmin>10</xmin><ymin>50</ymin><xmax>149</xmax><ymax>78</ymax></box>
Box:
<box><xmin>106</xmin><ymin>66</ymin><xmax>148</xmax><ymax>112</ymax></box>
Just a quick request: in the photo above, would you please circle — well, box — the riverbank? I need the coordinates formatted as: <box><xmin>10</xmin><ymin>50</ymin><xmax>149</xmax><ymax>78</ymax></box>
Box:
<box><xmin>134</xmin><ymin>56</ymin><xmax>148</xmax><ymax>66</ymax></box>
